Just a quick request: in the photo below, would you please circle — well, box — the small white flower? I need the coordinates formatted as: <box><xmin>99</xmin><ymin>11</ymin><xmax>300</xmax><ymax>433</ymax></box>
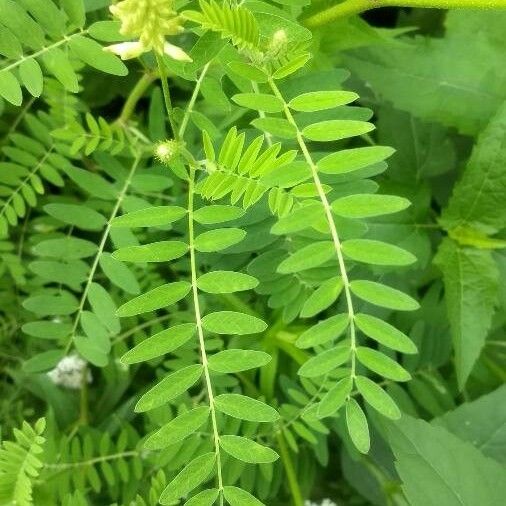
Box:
<box><xmin>47</xmin><ymin>355</ymin><xmax>92</xmax><ymax>390</ymax></box>
<box><xmin>103</xmin><ymin>41</ymin><xmax>145</xmax><ymax>60</ymax></box>
<box><xmin>164</xmin><ymin>41</ymin><xmax>192</xmax><ymax>62</ymax></box>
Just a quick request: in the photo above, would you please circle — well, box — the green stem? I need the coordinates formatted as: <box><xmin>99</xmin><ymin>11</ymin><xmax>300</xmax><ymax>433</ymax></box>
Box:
<box><xmin>276</xmin><ymin>432</ymin><xmax>304</xmax><ymax>506</ymax></box>
<box><xmin>155</xmin><ymin>53</ymin><xmax>179</xmax><ymax>140</ymax></box>
<box><xmin>304</xmin><ymin>0</ymin><xmax>506</xmax><ymax>27</ymax></box>
<box><xmin>117</xmin><ymin>72</ymin><xmax>157</xmax><ymax>124</ymax></box>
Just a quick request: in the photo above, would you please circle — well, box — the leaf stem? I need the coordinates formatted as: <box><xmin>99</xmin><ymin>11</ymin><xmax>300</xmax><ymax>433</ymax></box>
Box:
<box><xmin>304</xmin><ymin>0</ymin><xmax>506</xmax><ymax>27</ymax></box>
<box><xmin>276</xmin><ymin>432</ymin><xmax>304</xmax><ymax>506</ymax></box>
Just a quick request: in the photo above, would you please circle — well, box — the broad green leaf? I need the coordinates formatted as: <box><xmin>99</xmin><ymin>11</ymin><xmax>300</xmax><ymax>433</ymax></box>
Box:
<box><xmin>99</xmin><ymin>253</ymin><xmax>139</xmax><ymax>294</ymax></box>
<box><xmin>342</xmin><ymin>239</ymin><xmax>416</xmax><ymax>266</ymax></box>
<box><xmin>75</xmin><ymin>334</ymin><xmax>109</xmax><ymax>367</ymax></box>
<box><xmin>69</xmin><ymin>35</ymin><xmax>128</xmax><ymax>76</ymax></box>
<box><xmin>42</xmin><ymin>47</ymin><xmax>79</xmax><ymax>92</ymax></box>
<box><xmin>318</xmin><ymin>146</ymin><xmax>395</xmax><ymax>175</ymax></box>
<box><xmin>22</xmin><ymin>321</ymin><xmax>72</xmax><ymax>340</ymax></box>
<box><xmin>232</xmin><ymin>93</ymin><xmax>283</xmax><ymax>113</ymax></box>
<box><xmin>270</xmin><ymin>202</ymin><xmax>322</xmax><ymax>235</ymax></box>
<box><xmin>251</xmin><ymin>118</ymin><xmax>297</xmax><ymax>139</ymax></box>
<box><xmin>434</xmin><ymin>238</ymin><xmax>498</xmax><ymax>389</ymax></box>
<box><xmin>121</xmin><ymin>323</ymin><xmax>196</xmax><ymax>364</ymax></box>
<box><xmin>300</xmin><ymin>276</ymin><xmax>343</xmax><ymax>318</ymax></box>
<box><xmin>346</xmin><ymin>399</ymin><xmax>370</xmax><ymax>454</ymax></box>
<box><xmin>388</xmin><ymin>416</ymin><xmax>506</xmax><ymax>506</ymax></box>
<box><xmin>228</xmin><ymin>61</ymin><xmax>268</xmax><ymax>82</ymax></box>
<box><xmin>302</xmin><ymin>120</ymin><xmax>374</xmax><ymax>142</ymax></box>
<box><xmin>144</xmin><ymin>406</ymin><xmax>210</xmax><ymax>449</ymax></box>
<box><xmin>298</xmin><ymin>345</ymin><xmax>350</xmax><ymax>377</ymax></box>
<box><xmin>272</xmin><ymin>52</ymin><xmax>311</xmax><ymax>79</ymax></box>
<box><xmin>88</xmin><ymin>282</ymin><xmax>120</xmax><ymax>335</ymax></box>
<box><xmin>220</xmin><ymin>435</ymin><xmax>278</xmax><ymax>464</ymax></box>
<box><xmin>185</xmin><ymin>488</ymin><xmax>220</xmax><ymax>506</ymax></box>
<box><xmin>202</xmin><ymin>312</ymin><xmax>267</xmax><ymax>335</ymax></box>
<box><xmin>277</xmin><ymin>241</ymin><xmax>334</xmax><ymax>274</ymax></box>
<box><xmin>111</xmin><ymin>205</ymin><xmax>187</xmax><ymax>227</ymax></box>
<box><xmin>197</xmin><ymin>271</ymin><xmax>258</xmax><ymax>293</ymax></box>
<box><xmin>356</xmin><ymin>376</ymin><xmax>401</xmax><ymax>420</ymax></box>
<box><xmin>44</xmin><ymin>203</ymin><xmax>106</xmax><ymax>231</ymax></box>
<box><xmin>33</xmin><ymin>237</ymin><xmax>98</xmax><ymax>259</ymax></box>
<box><xmin>296</xmin><ymin>313</ymin><xmax>349</xmax><ymax>349</ymax></box>
<box><xmin>23</xmin><ymin>292</ymin><xmax>78</xmax><ymax>316</ymax></box>
<box><xmin>113</xmin><ymin>241</ymin><xmax>188</xmax><ymax>263</ymax></box>
<box><xmin>214</xmin><ymin>394</ymin><xmax>279</xmax><ymax>422</ymax></box>
<box><xmin>289</xmin><ymin>90</ymin><xmax>358</xmax><ymax>112</ymax></box>
<box><xmin>223</xmin><ymin>486</ymin><xmax>264</xmax><ymax>505</ymax></box>
<box><xmin>356</xmin><ymin>347</ymin><xmax>411</xmax><ymax>381</ymax></box>
<box><xmin>159</xmin><ymin>452</ymin><xmax>215</xmax><ymax>505</ymax></box>
<box><xmin>355</xmin><ymin>313</ymin><xmax>417</xmax><ymax>354</ymax></box>
<box><xmin>317</xmin><ymin>377</ymin><xmax>353</xmax><ymax>418</ymax></box>
<box><xmin>81</xmin><ymin>311</ymin><xmax>110</xmax><ymax>352</ymax></box>
<box><xmin>194</xmin><ymin>228</ymin><xmax>246</xmax><ymax>252</ymax></box>
<box><xmin>193</xmin><ymin>205</ymin><xmax>244</xmax><ymax>224</ymax></box>
<box><xmin>332</xmin><ymin>194</ymin><xmax>410</xmax><ymax>219</ymax></box>
<box><xmin>19</xmin><ymin>59</ymin><xmax>43</xmax><ymax>97</ymax></box>
<box><xmin>62</xmin><ymin>165</ymin><xmax>116</xmax><ymax>200</ymax></box>
<box><xmin>0</xmin><ymin>70</ymin><xmax>22</xmax><ymax>106</ymax></box>
<box><xmin>117</xmin><ymin>281</ymin><xmax>191</xmax><ymax>317</ymax></box>
<box><xmin>23</xmin><ymin>350</ymin><xmax>64</xmax><ymax>373</ymax></box>
<box><xmin>350</xmin><ymin>280</ymin><xmax>419</xmax><ymax>311</ymax></box>
<box><xmin>135</xmin><ymin>364</ymin><xmax>203</xmax><ymax>412</ymax></box>
<box><xmin>208</xmin><ymin>349</ymin><xmax>271</xmax><ymax>373</ymax></box>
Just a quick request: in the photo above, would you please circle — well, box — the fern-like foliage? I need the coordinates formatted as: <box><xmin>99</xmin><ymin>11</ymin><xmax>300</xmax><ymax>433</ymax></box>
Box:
<box><xmin>0</xmin><ymin>418</ymin><xmax>45</xmax><ymax>506</ymax></box>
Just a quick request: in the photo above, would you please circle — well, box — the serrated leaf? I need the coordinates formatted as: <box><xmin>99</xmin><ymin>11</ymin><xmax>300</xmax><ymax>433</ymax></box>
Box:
<box><xmin>202</xmin><ymin>312</ymin><xmax>267</xmax><ymax>335</ymax></box>
<box><xmin>350</xmin><ymin>280</ymin><xmax>419</xmax><ymax>311</ymax></box>
<box><xmin>135</xmin><ymin>364</ymin><xmax>203</xmax><ymax>412</ymax></box>
<box><xmin>113</xmin><ymin>241</ymin><xmax>188</xmax><ymax>263</ymax></box>
<box><xmin>208</xmin><ymin>349</ymin><xmax>271</xmax><ymax>373</ymax></box>
<box><xmin>194</xmin><ymin>228</ymin><xmax>246</xmax><ymax>252</ymax></box>
<box><xmin>214</xmin><ymin>394</ymin><xmax>279</xmax><ymax>422</ymax></box>
<box><xmin>317</xmin><ymin>377</ymin><xmax>353</xmax><ymax>418</ymax></box>
<box><xmin>220</xmin><ymin>435</ymin><xmax>278</xmax><ymax>464</ymax></box>
<box><xmin>111</xmin><ymin>205</ymin><xmax>187</xmax><ymax>227</ymax></box>
<box><xmin>121</xmin><ymin>323</ymin><xmax>196</xmax><ymax>364</ymax></box>
<box><xmin>296</xmin><ymin>313</ymin><xmax>349</xmax><ymax>349</ymax></box>
<box><xmin>117</xmin><ymin>281</ymin><xmax>191</xmax><ymax>317</ymax></box>
<box><xmin>346</xmin><ymin>399</ymin><xmax>370</xmax><ymax>454</ymax></box>
<box><xmin>298</xmin><ymin>345</ymin><xmax>350</xmax><ymax>378</ymax></box>
<box><xmin>356</xmin><ymin>347</ymin><xmax>411</xmax><ymax>381</ymax></box>
<box><xmin>289</xmin><ymin>90</ymin><xmax>358</xmax><ymax>112</ymax></box>
<box><xmin>356</xmin><ymin>376</ymin><xmax>401</xmax><ymax>419</ymax></box>
<box><xmin>332</xmin><ymin>194</ymin><xmax>410</xmax><ymax>219</ymax></box>
<box><xmin>277</xmin><ymin>241</ymin><xmax>334</xmax><ymax>274</ymax></box>
<box><xmin>145</xmin><ymin>406</ymin><xmax>210</xmax><ymax>450</ymax></box>
<box><xmin>223</xmin><ymin>486</ymin><xmax>264</xmax><ymax>505</ymax></box>
<box><xmin>197</xmin><ymin>271</ymin><xmax>258</xmax><ymax>293</ymax></box>
<box><xmin>342</xmin><ymin>239</ymin><xmax>416</xmax><ymax>266</ymax></box>
<box><xmin>302</xmin><ymin>120</ymin><xmax>374</xmax><ymax>142</ymax></box>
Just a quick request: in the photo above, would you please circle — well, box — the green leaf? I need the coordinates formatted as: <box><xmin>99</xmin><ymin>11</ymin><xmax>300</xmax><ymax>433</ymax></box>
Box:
<box><xmin>75</xmin><ymin>334</ymin><xmax>109</xmax><ymax>367</ymax></box>
<box><xmin>388</xmin><ymin>415</ymin><xmax>506</xmax><ymax>506</ymax></box>
<box><xmin>302</xmin><ymin>120</ymin><xmax>374</xmax><ymax>142</ymax></box>
<box><xmin>356</xmin><ymin>347</ymin><xmax>411</xmax><ymax>381</ymax></box>
<box><xmin>228</xmin><ymin>61</ymin><xmax>268</xmax><ymax>82</ymax></box>
<box><xmin>202</xmin><ymin>312</ymin><xmax>267</xmax><ymax>335</ymax></box>
<box><xmin>99</xmin><ymin>253</ymin><xmax>139</xmax><ymax>294</ymax></box>
<box><xmin>197</xmin><ymin>271</ymin><xmax>258</xmax><ymax>293</ymax></box>
<box><xmin>232</xmin><ymin>93</ymin><xmax>283</xmax><ymax>113</ymax></box>
<box><xmin>69</xmin><ymin>35</ymin><xmax>128</xmax><ymax>76</ymax></box>
<box><xmin>208</xmin><ymin>349</ymin><xmax>271</xmax><ymax>373</ymax></box>
<box><xmin>318</xmin><ymin>146</ymin><xmax>395</xmax><ymax>175</ymax></box>
<box><xmin>22</xmin><ymin>321</ymin><xmax>72</xmax><ymax>340</ymax></box>
<box><xmin>33</xmin><ymin>237</ymin><xmax>98</xmax><ymax>259</ymax></box>
<box><xmin>298</xmin><ymin>345</ymin><xmax>350</xmax><ymax>378</ymax></box>
<box><xmin>111</xmin><ymin>206</ymin><xmax>187</xmax><ymax>227</ymax></box>
<box><xmin>350</xmin><ymin>280</ymin><xmax>419</xmax><ymax>311</ymax></box>
<box><xmin>296</xmin><ymin>313</ymin><xmax>349</xmax><ymax>349</ymax></box>
<box><xmin>332</xmin><ymin>194</ymin><xmax>410</xmax><ymax>219</ymax></box>
<box><xmin>355</xmin><ymin>313</ymin><xmax>417</xmax><ymax>354</ymax></box>
<box><xmin>23</xmin><ymin>350</ymin><xmax>64</xmax><ymax>373</ymax></box>
<box><xmin>434</xmin><ymin>238</ymin><xmax>498</xmax><ymax>389</ymax></box>
<box><xmin>223</xmin><ymin>486</ymin><xmax>264</xmax><ymax>506</ymax></box>
<box><xmin>42</xmin><ymin>47</ymin><xmax>79</xmax><ymax>92</ymax></box>
<box><xmin>88</xmin><ymin>282</ymin><xmax>120</xmax><ymax>335</ymax></box>
<box><xmin>194</xmin><ymin>228</ymin><xmax>246</xmax><ymax>252</ymax></box>
<box><xmin>62</xmin><ymin>165</ymin><xmax>116</xmax><ymax>200</ymax></box>
<box><xmin>117</xmin><ymin>281</ymin><xmax>191</xmax><ymax>317</ymax></box>
<box><xmin>121</xmin><ymin>323</ymin><xmax>196</xmax><ymax>364</ymax></box>
<box><xmin>44</xmin><ymin>203</ymin><xmax>106</xmax><ymax>230</ymax></box>
<box><xmin>193</xmin><ymin>205</ymin><xmax>244</xmax><ymax>224</ymax></box>
<box><xmin>23</xmin><ymin>292</ymin><xmax>78</xmax><ymax>316</ymax></box>
<box><xmin>272</xmin><ymin>52</ymin><xmax>311</xmax><ymax>79</ymax></box>
<box><xmin>317</xmin><ymin>377</ymin><xmax>353</xmax><ymax>418</ymax></box>
<box><xmin>113</xmin><ymin>241</ymin><xmax>188</xmax><ymax>263</ymax></box>
<box><xmin>19</xmin><ymin>59</ymin><xmax>43</xmax><ymax>97</ymax></box>
<box><xmin>251</xmin><ymin>117</ymin><xmax>297</xmax><ymax>139</ymax></box>
<box><xmin>346</xmin><ymin>399</ymin><xmax>370</xmax><ymax>454</ymax></box>
<box><xmin>355</xmin><ymin>376</ymin><xmax>401</xmax><ymax>420</ymax></box>
<box><xmin>288</xmin><ymin>90</ymin><xmax>358</xmax><ymax>112</ymax></box>
<box><xmin>185</xmin><ymin>489</ymin><xmax>220</xmax><ymax>506</ymax></box>
<box><xmin>0</xmin><ymin>70</ymin><xmax>22</xmax><ymax>106</ymax></box>
<box><xmin>159</xmin><ymin>453</ymin><xmax>216</xmax><ymax>505</ymax></box>
<box><xmin>144</xmin><ymin>406</ymin><xmax>210</xmax><ymax>450</ymax></box>
<box><xmin>270</xmin><ymin>202</ymin><xmax>322</xmax><ymax>235</ymax></box>
<box><xmin>342</xmin><ymin>239</ymin><xmax>416</xmax><ymax>266</ymax></box>
<box><xmin>214</xmin><ymin>394</ymin><xmax>279</xmax><ymax>422</ymax></box>
<box><xmin>300</xmin><ymin>276</ymin><xmax>343</xmax><ymax>318</ymax></box>
<box><xmin>135</xmin><ymin>364</ymin><xmax>203</xmax><ymax>412</ymax></box>
<box><xmin>220</xmin><ymin>435</ymin><xmax>278</xmax><ymax>464</ymax></box>
<box><xmin>277</xmin><ymin>241</ymin><xmax>334</xmax><ymax>274</ymax></box>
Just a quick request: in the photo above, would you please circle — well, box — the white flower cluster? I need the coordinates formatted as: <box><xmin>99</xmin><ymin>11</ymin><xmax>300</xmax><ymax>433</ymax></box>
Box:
<box><xmin>47</xmin><ymin>355</ymin><xmax>92</xmax><ymax>390</ymax></box>
<box><xmin>305</xmin><ymin>500</ymin><xmax>337</xmax><ymax>506</ymax></box>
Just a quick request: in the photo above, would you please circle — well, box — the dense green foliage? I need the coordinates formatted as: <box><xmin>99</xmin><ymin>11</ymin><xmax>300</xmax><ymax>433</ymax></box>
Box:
<box><xmin>0</xmin><ymin>1</ymin><xmax>505</xmax><ymax>505</ymax></box>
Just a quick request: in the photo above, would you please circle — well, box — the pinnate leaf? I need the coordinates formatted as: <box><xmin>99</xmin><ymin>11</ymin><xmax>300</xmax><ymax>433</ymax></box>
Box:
<box><xmin>220</xmin><ymin>435</ymin><xmax>278</xmax><ymax>464</ymax></box>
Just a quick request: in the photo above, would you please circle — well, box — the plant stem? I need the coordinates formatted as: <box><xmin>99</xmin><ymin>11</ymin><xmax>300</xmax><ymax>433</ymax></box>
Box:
<box><xmin>276</xmin><ymin>432</ymin><xmax>304</xmax><ymax>506</ymax></box>
<box><xmin>117</xmin><ymin>72</ymin><xmax>157</xmax><ymax>124</ymax></box>
<box><xmin>155</xmin><ymin>53</ymin><xmax>179</xmax><ymax>140</ymax></box>
<box><xmin>187</xmin><ymin>165</ymin><xmax>225</xmax><ymax>504</ymax></box>
<box><xmin>304</xmin><ymin>0</ymin><xmax>506</xmax><ymax>27</ymax></box>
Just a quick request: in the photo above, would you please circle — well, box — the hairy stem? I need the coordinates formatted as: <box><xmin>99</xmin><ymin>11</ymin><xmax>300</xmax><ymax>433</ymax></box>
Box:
<box><xmin>187</xmin><ymin>165</ymin><xmax>225</xmax><ymax>503</ymax></box>
<box><xmin>304</xmin><ymin>0</ymin><xmax>506</xmax><ymax>27</ymax></box>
